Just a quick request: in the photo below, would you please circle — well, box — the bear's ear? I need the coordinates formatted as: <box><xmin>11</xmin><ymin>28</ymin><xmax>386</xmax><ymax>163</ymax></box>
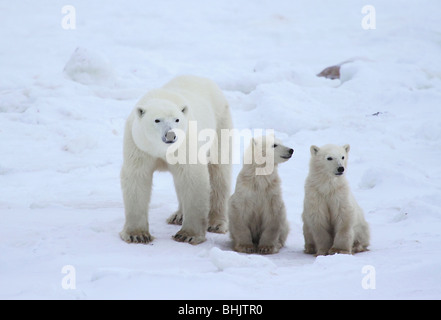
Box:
<box><xmin>137</xmin><ymin>108</ymin><xmax>146</xmax><ymax>118</ymax></box>
<box><xmin>181</xmin><ymin>105</ymin><xmax>188</xmax><ymax>114</ymax></box>
<box><xmin>310</xmin><ymin>145</ymin><xmax>320</xmax><ymax>156</ymax></box>
<box><xmin>343</xmin><ymin>144</ymin><xmax>350</xmax><ymax>153</ymax></box>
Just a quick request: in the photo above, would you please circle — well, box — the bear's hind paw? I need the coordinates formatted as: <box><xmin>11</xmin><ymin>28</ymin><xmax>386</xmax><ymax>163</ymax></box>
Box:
<box><xmin>208</xmin><ymin>222</ymin><xmax>228</xmax><ymax>234</ymax></box>
<box><xmin>167</xmin><ymin>212</ymin><xmax>183</xmax><ymax>225</ymax></box>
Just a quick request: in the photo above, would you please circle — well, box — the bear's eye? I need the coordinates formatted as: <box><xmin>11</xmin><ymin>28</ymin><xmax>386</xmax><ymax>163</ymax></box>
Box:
<box><xmin>342</xmin><ymin>156</ymin><xmax>345</xmax><ymax>160</ymax></box>
<box><xmin>175</xmin><ymin>119</ymin><xmax>180</xmax><ymax>123</ymax></box>
<box><xmin>273</xmin><ymin>144</ymin><xmax>278</xmax><ymax>148</ymax></box>
<box><xmin>154</xmin><ymin>119</ymin><xmax>160</xmax><ymax>123</ymax></box>
<box><xmin>327</xmin><ymin>157</ymin><xmax>333</xmax><ymax>161</ymax></box>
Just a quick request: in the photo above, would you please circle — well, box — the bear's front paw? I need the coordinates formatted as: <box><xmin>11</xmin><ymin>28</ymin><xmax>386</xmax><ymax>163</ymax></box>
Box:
<box><xmin>167</xmin><ymin>212</ymin><xmax>183</xmax><ymax>225</ymax></box>
<box><xmin>328</xmin><ymin>247</ymin><xmax>351</xmax><ymax>255</ymax></box>
<box><xmin>120</xmin><ymin>230</ymin><xmax>154</xmax><ymax>244</ymax></box>
<box><xmin>304</xmin><ymin>244</ymin><xmax>316</xmax><ymax>255</ymax></box>
<box><xmin>258</xmin><ymin>245</ymin><xmax>278</xmax><ymax>255</ymax></box>
<box><xmin>234</xmin><ymin>244</ymin><xmax>256</xmax><ymax>254</ymax></box>
<box><xmin>208</xmin><ymin>221</ymin><xmax>228</xmax><ymax>234</ymax></box>
<box><xmin>172</xmin><ymin>230</ymin><xmax>206</xmax><ymax>245</ymax></box>
<box><xmin>315</xmin><ymin>248</ymin><xmax>330</xmax><ymax>256</ymax></box>
<box><xmin>352</xmin><ymin>242</ymin><xmax>369</xmax><ymax>254</ymax></box>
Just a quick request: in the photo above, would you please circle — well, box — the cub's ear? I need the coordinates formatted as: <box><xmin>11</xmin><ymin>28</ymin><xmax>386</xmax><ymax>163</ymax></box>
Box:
<box><xmin>137</xmin><ymin>108</ymin><xmax>146</xmax><ymax>118</ymax></box>
<box><xmin>310</xmin><ymin>145</ymin><xmax>320</xmax><ymax>156</ymax></box>
<box><xmin>181</xmin><ymin>105</ymin><xmax>188</xmax><ymax>114</ymax></box>
<box><xmin>343</xmin><ymin>144</ymin><xmax>350</xmax><ymax>153</ymax></box>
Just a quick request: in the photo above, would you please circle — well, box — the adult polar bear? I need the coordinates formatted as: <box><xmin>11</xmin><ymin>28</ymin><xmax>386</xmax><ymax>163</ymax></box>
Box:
<box><xmin>120</xmin><ymin>75</ymin><xmax>233</xmax><ymax>245</ymax></box>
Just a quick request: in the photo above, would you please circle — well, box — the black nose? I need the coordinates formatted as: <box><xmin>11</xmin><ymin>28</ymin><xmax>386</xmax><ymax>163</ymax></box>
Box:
<box><xmin>166</xmin><ymin>131</ymin><xmax>176</xmax><ymax>140</ymax></box>
<box><xmin>163</xmin><ymin>131</ymin><xmax>177</xmax><ymax>144</ymax></box>
<box><xmin>289</xmin><ymin>148</ymin><xmax>294</xmax><ymax>155</ymax></box>
<box><xmin>338</xmin><ymin>166</ymin><xmax>344</xmax><ymax>173</ymax></box>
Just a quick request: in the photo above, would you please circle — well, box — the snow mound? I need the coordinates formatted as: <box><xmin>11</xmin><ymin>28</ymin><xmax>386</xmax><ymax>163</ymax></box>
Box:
<box><xmin>313</xmin><ymin>253</ymin><xmax>356</xmax><ymax>269</ymax></box>
<box><xmin>63</xmin><ymin>47</ymin><xmax>115</xmax><ymax>85</ymax></box>
<box><xmin>62</xmin><ymin>136</ymin><xmax>99</xmax><ymax>154</ymax></box>
<box><xmin>359</xmin><ymin>167</ymin><xmax>383</xmax><ymax>190</ymax></box>
<box><xmin>0</xmin><ymin>88</ymin><xmax>32</xmax><ymax>113</ymax></box>
<box><xmin>208</xmin><ymin>247</ymin><xmax>276</xmax><ymax>271</ymax></box>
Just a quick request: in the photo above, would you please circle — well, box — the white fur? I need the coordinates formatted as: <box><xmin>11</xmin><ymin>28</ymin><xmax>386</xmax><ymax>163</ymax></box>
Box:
<box><xmin>120</xmin><ymin>75</ymin><xmax>233</xmax><ymax>245</ymax></box>
<box><xmin>228</xmin><ymin>136</ymin><xmax>292</xmax><ymax>254</ymax></box>
<box><xmin>302</xmin><ymin>144</ymin><xmax>370</xmax><ymax>256</ymax></box>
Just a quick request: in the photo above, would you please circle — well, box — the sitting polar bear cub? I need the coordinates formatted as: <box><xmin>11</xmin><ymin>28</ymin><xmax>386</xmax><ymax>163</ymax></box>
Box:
<box><xmin>120</xmin><ymin>75</ymin><xmax>233</xmax><ymax>245</ymax></box>
<box><xmin>228</xmin><ymin>135</ymin><xmax>293</xmax><ymax>254</ymax></box>
<box><xmin>302</xmin><ymin>144</ymin><xmax>370</xmax><ymax>256</ymax></box>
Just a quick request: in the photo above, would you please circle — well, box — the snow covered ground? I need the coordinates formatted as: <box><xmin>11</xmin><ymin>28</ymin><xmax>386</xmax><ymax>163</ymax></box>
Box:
<box><xmin>1</xmin><ymin>0</ymin><xmax>441</xmax><ymax>300</ymax></box>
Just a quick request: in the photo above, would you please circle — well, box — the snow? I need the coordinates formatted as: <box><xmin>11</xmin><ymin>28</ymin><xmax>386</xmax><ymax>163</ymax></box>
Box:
<box><xmin>1</xmin><ymin>0</ymin><xmax>441</xmax><ymax>300</ymax></box>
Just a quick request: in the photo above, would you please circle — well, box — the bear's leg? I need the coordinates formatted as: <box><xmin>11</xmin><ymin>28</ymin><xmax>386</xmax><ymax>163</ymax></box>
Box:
<box><xmin>231</xmin><ymin>224</ymin><xmax>256</xmax><ymax>253</ymax></box>
<box><xmin>166</xmin><ymin>207</ymin><xmax>183</xmax><ymax>225</ymax></box>
<box><xmin>258</xmin><ymin>220</ymin><xmax>282</xmax><ymax>255</ymax></box>
<box><xmin>120</xmin><ymin>167</ymin><xmax>154</xmax><ymax>244</ymax></box>
<box><xmin>304</xmin><ymin>201</ymin><xmax>333</xmax><ymax>255</ymax></box>
<box><xmin>329</xmin><ymin>222</ymin><xmax>354</xmax><ymax>255</ymax></box>
<box><xmin>231</xmin><ymin>228</ymin><xmax>256</xmax><ymax>254</ymax></box>
<box><xmin>278</xmin><ymin>220</ymin><xmax>290</xmax><ymax>250</ymax></box>
<box><xmin>311</xmin><ymin>225</ymin><xmax>333</xmax><ymax>256</ymax></box>
<box><xmin>166</xmin><ymin>184</ymin><xmax>183</xmax><ymax>225</ymax></box>
<box><xmin>303</xmin><ymin>222</ymin><xmax>316</xmax><ymax>254</ymax></box>
<box><xmin>207</xmin><ymin>162</ymin><xmax>231</xmax><ymax>233</ymax></box>
<box><xmin>229</xmin><ymin>203</ymin><xmax>256</xmax><ymax>253</ymax></box>
<box><xmin>170</xmin><ymin>165</ymin><xmax>210</xmax><ymax>245</ymax></box>
<box><xmin>353</xmin><ymin>221</ymin><xmax>370</xmax><ymax>253</ymax></box>
<box><xmin>258</xmin><ymin>199</ymin><xmax>287</xmax><ymax>254</ymax></box>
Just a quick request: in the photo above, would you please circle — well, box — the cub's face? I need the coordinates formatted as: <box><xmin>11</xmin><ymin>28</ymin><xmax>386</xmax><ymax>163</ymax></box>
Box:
<box><xmin>132</xmin><ymin>100</ymin><xmax>188</xmax><ymax>157</ymax></box>
<box><xmin>271</xmin><ymin>137</ymin><xmax>294</xmax><ymax>165</ymax></box>
<box><xmin>247</xmin><ymin>135</ymin><xmax>294</xmax><ymax>168</ymax></box>
<box><xmin>310</xmin><ymin>144</ymin><xmax>350</xmax><ymax>177</ymax></box>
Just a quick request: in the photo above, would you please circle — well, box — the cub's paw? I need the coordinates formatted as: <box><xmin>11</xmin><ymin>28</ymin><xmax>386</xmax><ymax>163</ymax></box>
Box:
<box><xmin>315</xmin><ymin>249</ymin><xmax>330</xmax><ymax>256</ymax></box>
<box><xmin>234</xmin><ymin>244</ymin><xmax>256</xmax><ymax>254</ymax></box>
<box><xmin>167</xmin><ymin>211</ymin><xmax>183</xmax><ymax>225</ymax></box>
<box><xmin>172</xmin><ymin>230</ymin><xmax>206</xmax><ymax>245</ymax></box>
<box><xmin>258</xmin><ymin>245</ymin><xmax>278</xmax><ymax>255</ymax></box>
<box><xmin>304</xmin><ymin>244</ymin><xmax>316</xmax><ymax>255</ymax></box>
<box><xmin>208</xmin><ymin>221</ymin><xmax>228</xmax><ymax>234</ymax></box>
<box><xmin>352</xmin><ymin>242</ymin><xmax>369</xmax><ymax>254</ymax></box>
<box><xmin>328</xmin><ymin>247</ymin><xmax>351</xmax><ymax>255</ymax></box>
<box><xmin>120</xmin><ymin>230</ymin><xmax>154</xmax><ymax>244</ymax></box>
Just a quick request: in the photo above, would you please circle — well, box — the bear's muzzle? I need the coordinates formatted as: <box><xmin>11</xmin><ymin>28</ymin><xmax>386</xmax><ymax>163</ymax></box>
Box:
<box><xmin>163</xmin><ymin>130</ymin><xmax>177</xmax><ymax>144</ymax></box>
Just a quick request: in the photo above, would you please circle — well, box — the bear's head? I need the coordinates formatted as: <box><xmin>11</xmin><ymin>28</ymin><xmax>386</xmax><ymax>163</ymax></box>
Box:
<box><xmin>131</xmin><ymin>98</ymin><xmax>188</xmax><ymax>158</ymax></box>
<box><xmin>245</xmin><ymin>135</ymin><xmax>294</xmax><ymax>175</ymax></box>
<box><xmin>310</xmin><ymin>144</ymin><xmax>350</xmax><ymax>178</ymax></box>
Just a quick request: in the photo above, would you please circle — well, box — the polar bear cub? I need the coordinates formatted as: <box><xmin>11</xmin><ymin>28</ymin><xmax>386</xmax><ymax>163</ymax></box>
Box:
<box><xmin>302</xmin><ymin>144</ymin><xmax>370</xmax><ymax>256</ymax></box>
<box><xmin>228</xmin><ymin>135</ymin><xmax>293</xmax><ymax>254</ymax></box>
